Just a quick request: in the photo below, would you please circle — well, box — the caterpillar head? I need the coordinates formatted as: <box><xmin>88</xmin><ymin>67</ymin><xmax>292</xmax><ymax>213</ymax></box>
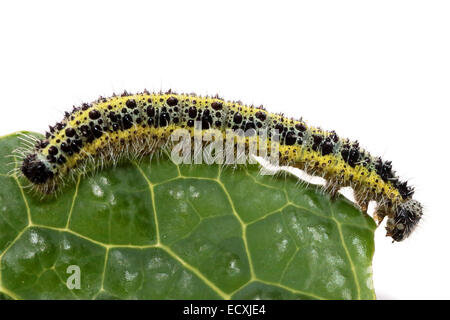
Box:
<box><xmin>21</xmin><ymin>153</ymin><xmax>54</xmax><ymax>184</ymax></box>
<box><xmin>386</xmin><ymin>199</ymin><xmax>423</xmax><ymax>242</ymax></box>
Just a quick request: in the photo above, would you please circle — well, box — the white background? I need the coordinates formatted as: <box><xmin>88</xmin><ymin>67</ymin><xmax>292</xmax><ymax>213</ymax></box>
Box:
<box><xmin>0</xmin><ymin>0</ymin><xmax>449</xmax><ymax>299</ymax></box>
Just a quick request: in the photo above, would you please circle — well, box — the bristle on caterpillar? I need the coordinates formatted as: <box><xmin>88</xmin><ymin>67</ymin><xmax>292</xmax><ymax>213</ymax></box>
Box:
<box><xmin>15</xmin><ymin>90</ymin><xmax>423</xmax><ymax>242</ymax></box>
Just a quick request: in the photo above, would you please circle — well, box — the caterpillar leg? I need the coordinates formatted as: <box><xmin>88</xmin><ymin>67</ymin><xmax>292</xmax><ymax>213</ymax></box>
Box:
<box><xmin>373</xmin><ymin>205</ymin><xmax>389</xmax><ymax>226</ymax></box>
<box><xmin>354</xmin><ymin>190</ymin><xmax>369</xmax><ymax>213</ymax></box>
<box><xmin>324</xmin><ymin>180</ymin><xmax>340</xmax><ymax>200</ymax></box>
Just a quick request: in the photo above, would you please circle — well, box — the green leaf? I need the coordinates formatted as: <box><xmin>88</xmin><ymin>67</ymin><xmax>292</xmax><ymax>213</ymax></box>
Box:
<box><xmin>0</xmin><ymin>132</ymin><xmax>376</xmax><ymax>300</ymax></box>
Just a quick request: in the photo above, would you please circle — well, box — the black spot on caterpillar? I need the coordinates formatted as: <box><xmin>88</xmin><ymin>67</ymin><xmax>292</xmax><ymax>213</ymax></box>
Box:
<box><xmin>15</xmin><ymin>90</ymin><xmax>423</xmax><ymax>242</ymax></box>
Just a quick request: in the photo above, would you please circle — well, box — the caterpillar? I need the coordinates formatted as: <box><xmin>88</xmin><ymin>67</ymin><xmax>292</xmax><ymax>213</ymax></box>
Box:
<box><xmin>15</xmin><ymin>90</ymin><xmax>422</xmax><ymax>242</ymax></box>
